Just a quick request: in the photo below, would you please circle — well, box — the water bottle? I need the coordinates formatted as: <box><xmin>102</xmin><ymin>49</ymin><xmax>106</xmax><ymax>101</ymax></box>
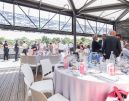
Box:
<box><xmin>109</xmin><ymin>51</ymin><xmax>116</xmax><ymax>64</ymax></box>
<box><xmin>64</xmin><ymin>56</ymin><xmax>68</xmax><ymax>69</ymax></box>
<box><xmin>87</xmin><ymin>52</ymin><xmax>91</xmax><ymax>68</ymax></box>
<box><xmin>79</xmin><ymin>61</ymin><xmax>85</xmax><ymax>74</ymax></box>
<box><xmin>107</xmin><ymin>51</ymin><xmax>116</xmax><ymax>75</ymax></box>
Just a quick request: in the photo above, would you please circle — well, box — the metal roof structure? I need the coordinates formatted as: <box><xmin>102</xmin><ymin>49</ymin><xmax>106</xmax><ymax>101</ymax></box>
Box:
<box><xmin>2</xmin><ymin>0</ymin><xmax>129</xmax><ymax>23</ymax></box>
<box><xmin>0</xmin><ymin>0</ymin><xmax>129</xmax><ymax>49</ymax></box>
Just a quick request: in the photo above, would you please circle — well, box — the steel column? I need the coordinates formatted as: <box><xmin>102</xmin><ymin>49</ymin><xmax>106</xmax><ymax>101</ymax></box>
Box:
<box><xmin>39</xmin><ymin>0</ymin><xmax>41</xmax><ymax>29</ymax></box>
<box><xmin>113</xmin><ymin>23</ymin><xmax>117</xmax><ymax>31</ymax></box>
<box><xmin>72</xmin><ymin>14</ymin><xmax>76</xmax><ymax>51</ymax></box>
<box><xmin>59</xmin><ymin>14</ymin><xmax>60</xmax><ymax>30</ymax></box>
<box><xmin>13</xmin><ymin>2</ymin><xmax>15</xmax><ymax>26</ymax></box>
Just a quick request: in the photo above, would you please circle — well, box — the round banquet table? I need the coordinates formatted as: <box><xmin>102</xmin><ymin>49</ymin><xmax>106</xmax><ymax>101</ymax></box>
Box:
<box><xmin>54</xmin><ymin>67</ymin><xmax>129</xmax><ymax>101</ymax></box>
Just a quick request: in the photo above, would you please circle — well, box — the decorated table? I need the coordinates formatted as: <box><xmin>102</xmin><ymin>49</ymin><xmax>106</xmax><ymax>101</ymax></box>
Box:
<box><xmin>54</xmin><ymin>66</ymin><xmax>129</xmax><ymax>101</ymax></box>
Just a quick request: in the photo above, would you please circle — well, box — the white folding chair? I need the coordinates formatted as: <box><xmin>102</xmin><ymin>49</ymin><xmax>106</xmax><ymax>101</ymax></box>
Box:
<box><xmin>27</xmin><ymin>55</ymin><xmax>40</xmax><ymax>77</ymax></box>
<box><xmin>40</xmin><ymin>59</ymin><xmax>53</xmax><ymax>80</ymax></box>
<box><xmin>30</xmin><ymin>87</ymin><xmax>69</xmax><ymax>101</ymax></box>
<box><xmin>21</xmin><ymin>64</ymin><xmax>53</xmax><ymax>99</ymax></box>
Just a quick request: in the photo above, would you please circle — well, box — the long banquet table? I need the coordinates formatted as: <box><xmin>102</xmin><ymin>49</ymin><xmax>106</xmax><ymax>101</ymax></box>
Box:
<box><xmin>54</xmin><ymin>67</ymin><xmax>129</xmax><ymax>101</ymax></box>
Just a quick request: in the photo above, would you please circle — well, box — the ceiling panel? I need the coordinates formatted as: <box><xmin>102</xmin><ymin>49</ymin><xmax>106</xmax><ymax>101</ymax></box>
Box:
<box><xmin>87</xmin><ymin>0</ymin><xmax>122</xmax><ymax>8</ymax></box>
<box><xmin>32</xmin><ymin>0</ymin><xmax>71</xmax><ymax>9</ymax></box>
<box><xmin>73</xmin><ymin>0</ymin><xmax>90</xmax><ymax>9</ymax></box>
<box><xmin>120</xmin><ymin>12</ymin><xmax>129</xmax><ymax>21</ymax></box>
<box><xmin>86</xmin><ymin>9</ymin><xmax>124</xmax><ymax>21</ymax></box>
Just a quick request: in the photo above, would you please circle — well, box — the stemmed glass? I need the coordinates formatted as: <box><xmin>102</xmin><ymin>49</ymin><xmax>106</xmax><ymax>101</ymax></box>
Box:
<box><xmin>117</xmin><ymin>56</ymin><xmax>129</xmax><ymax>74</ymax></box>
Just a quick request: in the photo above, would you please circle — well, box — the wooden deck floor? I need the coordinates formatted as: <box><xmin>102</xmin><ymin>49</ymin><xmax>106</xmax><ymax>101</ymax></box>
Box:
<box><xmin>0</xmin><ymin>68</ymin><xmax>25</xmax><ymax>101</ymax></box>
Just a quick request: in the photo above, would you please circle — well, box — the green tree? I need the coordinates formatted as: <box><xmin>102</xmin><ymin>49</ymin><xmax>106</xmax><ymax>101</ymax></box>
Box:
<box><xmin>41</xmin><ymin>36</ymin><xmax>51</xmax><ymax>44</ymax></box>
<box><xmin>77</xmin><ymin>37</ymin><xmax>92</xmax><ymax>45</ymax></box>
<box><xmin>0</xmin><ymin>37</ymin><xmax>5</xmax><ymax>44</ymax></box>
<box><xmin>62</xmin><ymin>37</ymin><xmax>72</xmax><ymax>44</ymax></box>
<box><xmin>7</xmin><ymin>39</ymin><xmax>15</xmax><ymax>46</ymax></box>
<box><xmin>52</xmin><ymin>37</ymin><xmax>60</xmax><ymax>43</ymax></box>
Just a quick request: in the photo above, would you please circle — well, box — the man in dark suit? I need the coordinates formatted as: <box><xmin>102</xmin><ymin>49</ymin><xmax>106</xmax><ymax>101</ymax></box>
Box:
<box><xmin>14</xmin><ymin>40</ymin><xmax>19</xmax><ymax>61</ymax></box>
<box><xmin>3</xmin><ymin>41</ymin><xmax>9</xmax><ymax>60</ymax></box>
<box><xmin>98</xmin><ymin>34</ymin><xmax>106</xmax><ymax>50</ymax></box>
<box><xmin>102</xmin><ymin>31</ymin><xmax>122</xmax><ymax>59</ymax></box>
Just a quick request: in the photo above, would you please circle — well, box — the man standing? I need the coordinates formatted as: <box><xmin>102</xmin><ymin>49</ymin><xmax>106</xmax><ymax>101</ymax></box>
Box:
<box><xmin>102</xmin><ymin>31</ymin><xmax>121</xmax><ymax>59</ymax></box>
<box><xmin>14</xmin><ymin>40</ymin><xmax>19</xmax><ymax>61</ymax></box>
<box><xmin>22</xmin><ymin>41</ymin><xmax>28</xmax><ymax>55</ymax></box>
<box><xmin>3</xmin><ymin>41</ymin><xmax>9</xmax><ymax>60</ymax></box>
<box><xmin>98</xmin><ymin>34</ymin><xmax>106</xmax><ymax>50</ymax></box>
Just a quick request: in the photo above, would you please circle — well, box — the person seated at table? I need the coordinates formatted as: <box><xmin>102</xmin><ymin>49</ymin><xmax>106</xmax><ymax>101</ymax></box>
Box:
<box><xmin>92</xmin><ymin>35</ymin><xmax>101</xmax><ymax>52</ymax></box>
<box><xmin>76</xmin><ymin>43</ymin><xmax>86</xmax><ymax>61</ymax></box>
<box><xmin>31</xmin><ymin>41</ymin><xmax>38</xmax><ymax>55</ymax></box>
<box><xmin>27</xmin><ymin>48</ymin><xmax>34</xmax><ymax>56</ymax></box>
<box><xmin>121</xmin><ymin>43</ymin><xmax>129</xmax><ymax>59</ymax></box>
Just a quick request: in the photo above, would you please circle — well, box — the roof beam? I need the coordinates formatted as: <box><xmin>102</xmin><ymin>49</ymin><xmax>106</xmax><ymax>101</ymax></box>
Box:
<box><xmin>77</xmin><ymin>14</ymin><xmax>114</xmax><ymax>24</ymax></box>
<box><xmin>67</xmin><ymin>0</ymin><xmax>76</xmax><ymax>14</ymax></box>
<box><xmin>78</xmin><ymin>0</ymin><xmax>96</xmax><ymax>13</ymax></box>
<box><xmin>0</xmin><ymin>0</ymin><xmax>72</xmax><ymax>16</ymax></box>
<box><xmin>80</xmin><ymin>3</ymin><xmax>127</xmax><ymax>13</ymax></box>
<box><xmin>0</xmin><ymin>0</ymin><xmax>113</xmax><ymax>25</ymax></box>
<box><xmin>0</xmin><ymin>24</ymin><xmax>95</xmax><ymax>37</ymax></box>
<box><xmin>118</xmin><ymin>0</ymin><xmax>129</xmax><ymax>6</ymax></box>
<box><xmin>116</xmin><ymin>8</ymin><xmax>129</xmax><ymax>22</ymax></box>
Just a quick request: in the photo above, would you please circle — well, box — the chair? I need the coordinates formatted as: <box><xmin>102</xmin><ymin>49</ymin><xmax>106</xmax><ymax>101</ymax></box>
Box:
<box><xmin>27</xmin><ymin>55</ymin><xmax>40</xmax><ymax>77</ymax></box>
<box><xmin>20</xmin><ymin>55</ymin><xmax>28</xmax><ymax>65</ymax></box>
<box><xmin>21</xmin><ymin>64</ymin><xmax>53</xmax><ymax>100</ymax></box>
<box><xmin>24</xmin><ymin>77</ymin><xmax>32</xmax><ymax>101</ymax></box>
<box><xmin>49</xmin><ymin>55</ymin><xmax>61</xmax><ymax>65</ymax></box>
<box><xmin>40</xmin><ymin>59</ymin><xmax>53</xmax><ymax>80</ymax></box>
<box><xmin>48</xmin><ymin>55</ymin><xmax>61</xmax><ymax>72</ymax></box>
<box><xmin>30</xmin><ymin>87</ymin><xmax>69</xmax><ymax>101</ymax></box>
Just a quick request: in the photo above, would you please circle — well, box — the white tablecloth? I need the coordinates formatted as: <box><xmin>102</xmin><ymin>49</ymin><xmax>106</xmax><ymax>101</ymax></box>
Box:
<box><xmin>54</xmin><ymin>67</ymin><xmax>129</xmax><ymax>101</ymax></box>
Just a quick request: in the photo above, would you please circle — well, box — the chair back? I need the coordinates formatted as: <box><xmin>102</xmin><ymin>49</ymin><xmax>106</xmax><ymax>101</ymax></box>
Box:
<box><xmin>27</xmin><ymin>56</ymin><xmax>39</xmax><ymax>66</ymax></box>
<box><xmin>30</xmin><ymin>87</ymin><xmax>48</xmax><ymax>101</ymax></box>
<box><xmin>21</xmin><ymin>64</ymin><xmax>34</xmax><ymax>84</ymax></box>
<box><xmin>49</xmin><ymin>55</ymin><xmax>61</xmax><ymax>65</ymax></box>
<box><xmin>40</xmin><ymin>59</ymin><xmax>52</xmax><ymax>75</ymax></box>
<box><xmin>20</xmin><ymin>55</ymin><xmax>28</xmax><ymax>64</ymax></box>
<box><xmin>24</xmin><ymin>77</ymin><xmax>31</xmax><ymax>92</ymax></box>
<box><xmin>24</xmin><ymin>77</ymin><xmax>32</xmax><ymax>101</ymax></box>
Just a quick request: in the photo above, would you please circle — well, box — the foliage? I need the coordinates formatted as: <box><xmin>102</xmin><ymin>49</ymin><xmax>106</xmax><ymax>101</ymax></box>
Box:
<box><xmin>0</xmin><ymin>36</ymin><xmax>92</xmax><ymax>47</ymax></box>
<box><xmin>62</xmin><ymin>37</ymin><xmax>72</xmax><ymax>44</ymax></box>
<box><xmin>41</xmin><ymin>36</ymin><xmax>51</xmax><ymax>44</ymax></box>
<box><xmin>77</xmin><ymin>37</ymin><xmax>92</xmax><ymax>45</ymax></box>
<box><xmin>0</xmin><ymin>37</ymin><xmax>5</xmax><ymax>44</ymax></box>
<box><xmin>52</xmin><ymin>37</ymin><xmax>60</xmax><ymax>43</ymax></box>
